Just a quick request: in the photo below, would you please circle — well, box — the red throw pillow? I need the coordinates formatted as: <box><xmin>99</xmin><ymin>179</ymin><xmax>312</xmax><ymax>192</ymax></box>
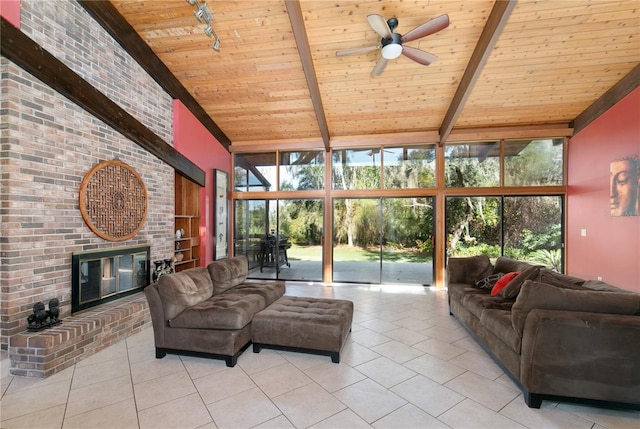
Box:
<box><xmin>491</xmin><ymin>271</ymin><xmax>521</xmax><ymax>296</ymax></box>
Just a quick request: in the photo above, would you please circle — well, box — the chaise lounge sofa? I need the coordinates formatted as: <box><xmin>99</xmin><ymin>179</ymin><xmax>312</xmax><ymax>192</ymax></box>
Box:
<box><xmin>144</xmin><ymin>255</ymin><xmax>285</xmax><ymax>367</ymax></box>
<box><xmin>447</xmin><ymin>255</ymin><xmax>640</xmax><ymax>408</ymax></box>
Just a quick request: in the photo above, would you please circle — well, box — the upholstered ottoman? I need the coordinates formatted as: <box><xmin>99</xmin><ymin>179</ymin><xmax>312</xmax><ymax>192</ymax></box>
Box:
<box><xmin>251</xmin><ymin>296</ymin><xmax>353</xmax><ymax>363</ymax></box>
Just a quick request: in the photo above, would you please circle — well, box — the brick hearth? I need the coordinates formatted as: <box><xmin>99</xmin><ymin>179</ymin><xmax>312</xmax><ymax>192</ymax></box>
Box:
<box><xmin>9</xmin><ymin>293</ymin><xmax>150</xmax><ymax>378</ymax></box>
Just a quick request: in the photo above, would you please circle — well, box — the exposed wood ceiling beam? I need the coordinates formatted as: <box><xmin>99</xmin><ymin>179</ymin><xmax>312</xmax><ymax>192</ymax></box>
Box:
<box><xmin>438</xmin><ymin>0</ymin><xmax>517</xmax><ymax>146</ymax></box>
<box><xmin>571</xmin><ymin>64</ymin><xmax>640</xmax><ymax>136</ymax></box>
<box><xmin>285</xmin><ymin>0</ymin><xmax>331</xmax><ymax>151</ymax></box>
<box><xmin>78</xmin><ymin>0</ymin><xmax>231</xmax><ymax>150</ymax></box>
<box><xmin>0</xmin><ymin>17</ymin><xmax>205</xmax><ymax>186</ymax></box>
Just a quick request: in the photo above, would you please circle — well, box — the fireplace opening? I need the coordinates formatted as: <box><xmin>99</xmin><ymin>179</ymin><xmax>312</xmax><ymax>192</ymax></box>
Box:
<box><xmin>72</xmin><ymin>246</ymin><xmax>150</xmax><ymax>313</ymax></box>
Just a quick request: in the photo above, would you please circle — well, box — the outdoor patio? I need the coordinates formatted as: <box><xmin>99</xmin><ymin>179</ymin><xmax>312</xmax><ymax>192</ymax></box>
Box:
<box><xmin>249</xmin><ymin>260</ymin><xmax>434</xmax><ymax>286</ymax></box>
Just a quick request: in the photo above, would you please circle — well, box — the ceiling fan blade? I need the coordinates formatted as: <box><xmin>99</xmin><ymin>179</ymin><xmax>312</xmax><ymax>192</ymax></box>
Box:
<box><xmin>370</xmin><ymin>57</ymin><xmax>388</xmax><ymax>77</ymax></box>
<box><xmin>401</xmin><ymin>14</ymin><xmax>450</xmax><ymax>43</ymax></box>
<box><xmin>336</xmin><ymin>45</ymin><xmax>380</xmax><ymax>57</ymax></box>
<box><xmin>367</xmin><ymin>14</ymin><xmax>393</xmax><ymax>39</ymax></box>
<box><xmin>401</xmin><ymin>46</ymin><xmax>438</xmax><ymax>65</ymax></box>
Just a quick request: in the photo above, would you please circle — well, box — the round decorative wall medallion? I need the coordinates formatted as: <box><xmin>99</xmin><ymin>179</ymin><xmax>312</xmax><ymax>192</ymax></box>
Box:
<box><xmin>79</xmin><ymin>160</ymin><xmax>148</xmax><ymax>241</ymax></box>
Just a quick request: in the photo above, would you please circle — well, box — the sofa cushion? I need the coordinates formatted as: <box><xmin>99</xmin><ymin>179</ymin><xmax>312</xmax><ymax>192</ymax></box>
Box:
<box><xmin>462</xmin><ymin>291</ymin><xmax>514</xmax><ymax>319</ymax></box>
<box><xmin>497</xmin><ymin>266</ymin><xmax>541</xmax><ymax>298</ymax></box>
<box><xmin>494</xmin><ymin>257</ymin><xmax>533</xmax><ymax>275</ymax></box>
<box><xmin>231</xmin><ymin>280</ymin><xmax>286</xmax><ymax>306</ymax></box>
<box><xmin>537</xmin><ymin>269</ymin><xmax>585</xmax><ymax>289</ymax></box>
<box><xmin>512</xmin><ymin>280</ymin><xmax>640</xmax><ymax>335</ymax></box>
<box><xmin>157</xmin><ymin>267</ymin><xmax>214</xmax><ymax>321</ymax></box>
<box><xmin>207</xmin><ymin>256</ymin><xmax>248</xmax><ymax>294</ymax></box>
<box><xmin>447</xmin><ymin>255</ymin><xmax>493</xmax><ymax>285</ymax></box>
<box><xmin>480</xmin><ymin>309</ymin><xmax>521</xmax><ymax>353</ymax></box>
<box><xmin>462</xmin><ymin>290</ymin><xmax>492</xmax><ymax>319</ymax></box>
<box><xmin>581</xmin><ymin>280</ymin><xmax>634</xmax><ymax>293</ymax></box>
<box><xmin>168</xmin><ymin>293</ymin><xmax>266</xmax><ymax>330</ymax></box>
<box><xmin>491</xmin><ymin>272</ymin><xmax>520</xmax><ymax>296</ymax></box>
<box><xmin>447</xmin><ymin>283</ymin><xmax>476</xmax><ymax>302</ymax></box>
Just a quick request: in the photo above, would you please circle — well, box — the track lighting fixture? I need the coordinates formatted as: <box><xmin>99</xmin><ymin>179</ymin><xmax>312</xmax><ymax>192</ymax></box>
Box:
<box><xmin>186</xmin><ymin>0</ymin><xmax>220</xmax><ymax>52</ymax></box>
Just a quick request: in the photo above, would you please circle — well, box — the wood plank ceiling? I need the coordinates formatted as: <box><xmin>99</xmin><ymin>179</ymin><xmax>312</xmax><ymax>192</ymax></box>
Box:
<box><xmin>107</xmin><ymin>0</ymin><xmax>640</xmax><ymax>151</ymax></box>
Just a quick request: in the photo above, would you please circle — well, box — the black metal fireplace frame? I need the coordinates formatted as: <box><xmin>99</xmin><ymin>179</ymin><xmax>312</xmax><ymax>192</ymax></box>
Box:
<box><xmin>72</xmin><ymin>245</ymin><xmax>150</xmax><ymax>313</ymax></box>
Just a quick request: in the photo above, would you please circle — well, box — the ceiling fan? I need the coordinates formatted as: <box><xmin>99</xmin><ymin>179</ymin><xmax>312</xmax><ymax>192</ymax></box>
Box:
<box><xmin>336</xmin><ymin>14</ymin><xmax>450</xmax><ymax>77</ymax></box>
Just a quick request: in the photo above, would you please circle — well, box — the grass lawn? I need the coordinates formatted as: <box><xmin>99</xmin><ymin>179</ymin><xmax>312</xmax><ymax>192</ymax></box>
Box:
<box><xmin>289</xmin><ymin>244</ymin><xmax>431</xmax><ymax>263</ymax></box>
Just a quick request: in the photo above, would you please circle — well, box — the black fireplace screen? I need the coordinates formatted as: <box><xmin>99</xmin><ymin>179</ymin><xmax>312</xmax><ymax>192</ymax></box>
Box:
<box><xmin>72</xmin><ymin>246</ymin><xmax>150</xmax><ymax>313</ymax></box>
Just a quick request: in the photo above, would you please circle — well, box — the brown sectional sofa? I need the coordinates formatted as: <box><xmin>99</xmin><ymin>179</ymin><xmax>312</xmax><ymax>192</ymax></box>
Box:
<box><xmin>447</xmin><ymin>255</ymin><xmax>640</xmax><ymax>409</ymax></box>
<box><xmin>144</xmin><ymin>255</ymin><xmax>285</xmax><ymax>367</ymax></box>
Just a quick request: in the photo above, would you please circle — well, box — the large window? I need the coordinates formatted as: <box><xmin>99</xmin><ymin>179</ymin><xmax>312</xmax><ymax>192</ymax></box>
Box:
<box><xmin>446</xmin><ymin>196</ymin><xmax>501</xmax><ymax>258</ymax></box>
<box><xmin>332</xmin><ymin>148</ymin><xmax>381</xmax><ymax>190</ymax></box>
<box><xmin>504</xmin><ymin>139</ymin><xmax>563</xmax><ymax>186</ymax></box>
<box><xmin>233</xmin><ymin>137</ymin><xmax>567</xmax><ymax>284</ymax></box>
<box><xmin>445</xmin><ymin>142</ymin><xmax>500</xmax><ymax>187</ymax></box>
<box><xmin>384</xmin><ymin>145</ymin><xmax>436</xmax><ymax>189</ymax></box>
<box><xmin>234</xmin><ymin>152</ymin><xmax>276</xmax><ymax>192</ymax></box>
<box><xmin>446</xmin><ymin>195</ymin><xmax>564</xmax><ymax>271</ymax></box>
<box><xmin>503</xmin><ymin>196</ymin><xmax>563</xmax><ymax>271</ymax></box>
<box><xmin>279</xmin><ymin>151</ymin><xmax>325</xmax><ymax>191</ymax></box>
<box><xmin>445</xmin><ymin>139</ymin><xmax>565</xmax><ymax>188</ymax></box>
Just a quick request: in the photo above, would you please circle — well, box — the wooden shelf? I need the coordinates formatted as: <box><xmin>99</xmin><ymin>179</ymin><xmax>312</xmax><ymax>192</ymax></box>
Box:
<box><xmin>175</xmin><ymin>172</ymin><xmax>202</xmax><ymax>272</ymax></box>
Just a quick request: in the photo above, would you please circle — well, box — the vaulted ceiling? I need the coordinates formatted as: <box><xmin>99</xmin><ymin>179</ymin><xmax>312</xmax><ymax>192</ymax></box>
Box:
<box><xmin>99</xmin><ymin>0</ymin><xmax>639</xmax><ymax>151</ymax></box>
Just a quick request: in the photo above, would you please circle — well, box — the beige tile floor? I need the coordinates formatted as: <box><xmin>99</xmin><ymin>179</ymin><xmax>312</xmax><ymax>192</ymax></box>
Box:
<box><xmin>2</xmin><ymin>283</ymin><xmax>639</xmax><ymax>429</ymax></box>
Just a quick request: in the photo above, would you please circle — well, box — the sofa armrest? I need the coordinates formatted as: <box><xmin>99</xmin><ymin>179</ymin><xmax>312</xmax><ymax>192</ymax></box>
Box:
<box><xmin>520</xmin><ymin>309</ymin><xmax>640</xmax><ymax>404</ymax></box>
<box><xmin>144</xmin><ymin>284</ymin><xmax>166</xmax><ymax>348</ymax></box>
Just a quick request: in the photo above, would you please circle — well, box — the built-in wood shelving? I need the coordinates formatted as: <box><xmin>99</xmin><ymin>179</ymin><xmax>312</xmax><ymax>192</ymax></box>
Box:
<box><xmin>175</xmin><ymin>172</ymin><xmax>201</xmax><ymax>272</ymax></box>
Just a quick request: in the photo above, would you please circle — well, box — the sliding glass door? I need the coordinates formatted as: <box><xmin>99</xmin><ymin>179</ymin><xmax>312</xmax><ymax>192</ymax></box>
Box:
<box><xmin>333</xmin><ymin>198</ymin><xmax>381</xmax><ymax>283</ymax></box>
<box><xmin>333</xmin><ymin>197</ymin><xmax>434</xmax><ymax>285</ymax></box>
<box><xmin>276</xmin><ymin>199</ymin><xmax>323</xmax><ymax>282</ymax></box>
<box><xmin>235</xmin><ymin>199</ymin><xmax>323</xmax><ymax>281</ymax></box>
<box><xmin>234</xmin><ymin>200</ymin><xmax>267</xmax><ymax>271</ymax></box>
<box><xmin>382</xmin><ymin>198</ymin><xmax>434</xmax><ymax>285</ymax></box>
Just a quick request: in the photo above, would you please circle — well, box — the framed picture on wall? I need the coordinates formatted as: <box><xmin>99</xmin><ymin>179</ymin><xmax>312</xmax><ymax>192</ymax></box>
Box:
<box><xmin>214</xmin><ymin>169</ymin><xmax>229</xmax><ymax>259</ymax></box>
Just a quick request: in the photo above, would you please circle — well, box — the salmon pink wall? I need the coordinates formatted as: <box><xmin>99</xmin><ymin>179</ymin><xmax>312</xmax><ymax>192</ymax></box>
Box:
<box><xmin>0</xmin><ymin>0</ymin><xmax>21</xmax><ymax>27</ymax></box>
<box><xmin>567</xmin><ymin>87</ymin><xmax>640</xmax><ymax>292</ymax></box>
<box><xmin>173</xmin><ymin>100</ymin><xmax>231</xmax><ymax>266</ymax></box>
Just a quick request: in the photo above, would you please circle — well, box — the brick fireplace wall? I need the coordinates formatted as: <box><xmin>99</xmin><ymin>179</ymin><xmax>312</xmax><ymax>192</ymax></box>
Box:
<box><xmin>0</xmin><ymin>0</ymin><xmax>176</xmax><ymax>352</ymax></box>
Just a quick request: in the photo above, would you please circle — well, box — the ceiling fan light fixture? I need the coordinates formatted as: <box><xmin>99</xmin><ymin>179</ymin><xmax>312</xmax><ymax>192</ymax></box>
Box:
<box><xmin>337</xmin><ymin>13</ymin><xmax>449</xmax><ymax>75</ymax></box>
<box><xmin>381</xmin><ymin>43</ymin><xmax>402</xmax><ymax>59</ymax></box>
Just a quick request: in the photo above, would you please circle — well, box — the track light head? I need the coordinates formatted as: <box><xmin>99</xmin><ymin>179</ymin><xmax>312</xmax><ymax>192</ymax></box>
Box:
<box><xmin>187</xmin><ymin>0</ymin><xmax>220</xmax><ymax>52</ymax></box>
